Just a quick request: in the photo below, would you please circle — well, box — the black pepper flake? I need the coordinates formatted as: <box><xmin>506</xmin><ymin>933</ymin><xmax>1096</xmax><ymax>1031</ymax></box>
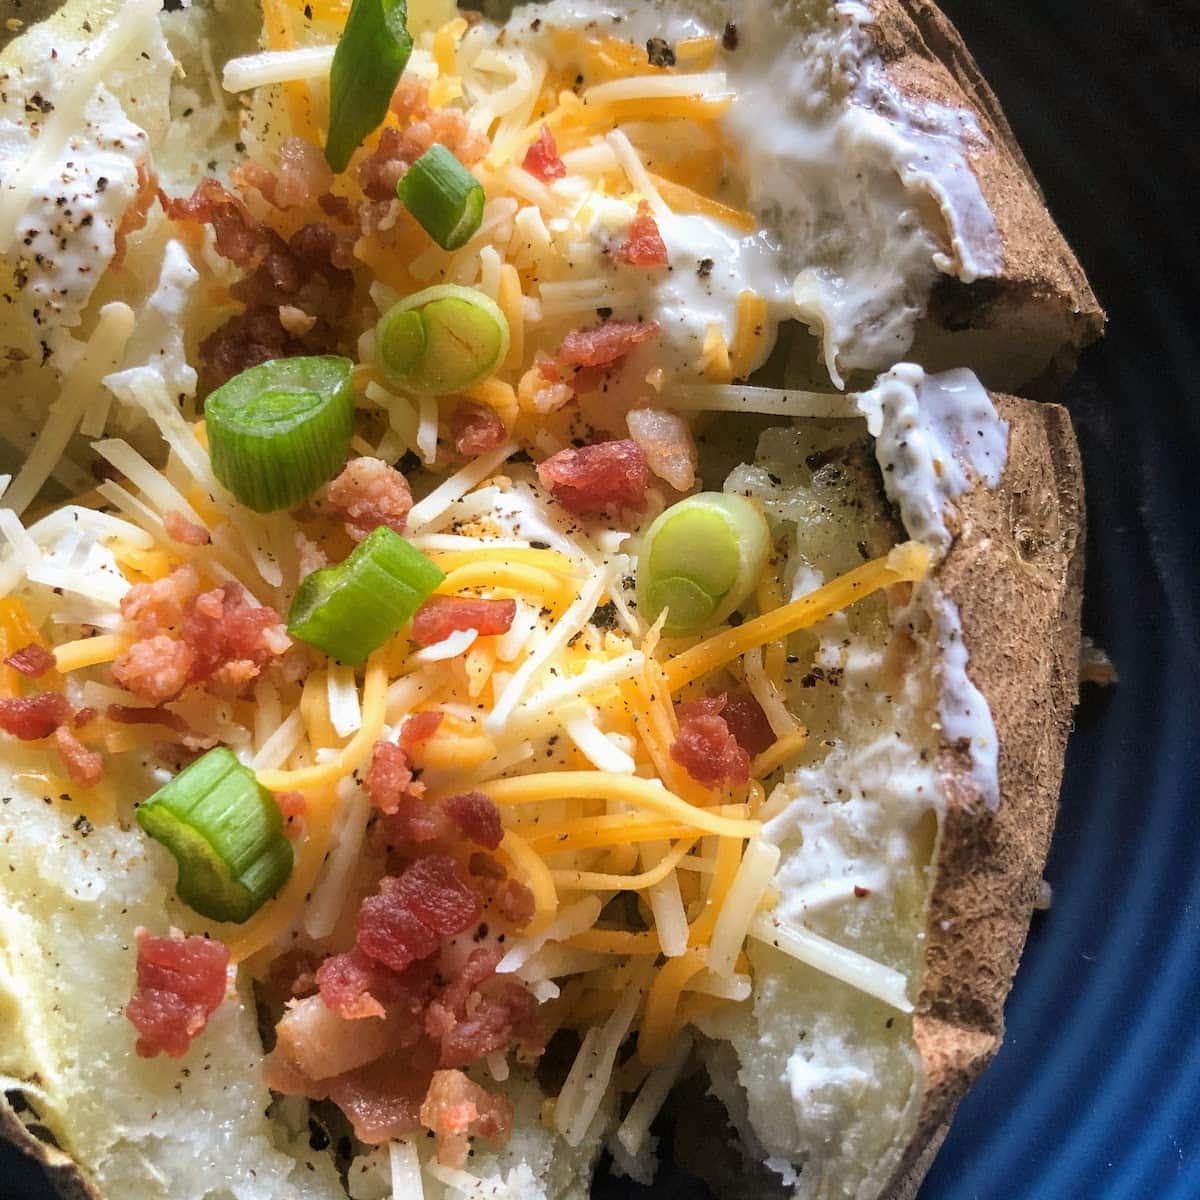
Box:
<box><xmin>591</xmin><ymin>601</ymin><xmax>618</xmax><ymax>630</ymax></box>
<box><xmin>722</xmin><ymin>21</ymin><xmax>739</xmax><ymax>51</ymax></box>
<box><xmin>697</xmin><ymin>257</ymin><xmax>714</xmax><ymax>279</ymax></box>
<box><xmin>646</xmin><ymin>37</ymin><xmax>676</xmax><ymax>68</ymax></box>
<box><xmin>596</xmin><ymin>305</ymin><xmax>613</xmax><ymax>321</ymax></box>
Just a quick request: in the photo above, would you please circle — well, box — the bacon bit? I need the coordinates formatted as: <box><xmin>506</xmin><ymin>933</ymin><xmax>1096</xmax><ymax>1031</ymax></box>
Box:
<box><xmin>234</xmin><ymin>137</ymin><xmax>334</xmax><ymax>210</ymax></box>
<box><xmin>112</xmin><ymin>636</ymin><xmax>194</xmax><ymax>703</ymax></box>
<box><xmin>411</xmin><ymin>596</ymin><xmax>516</xmax><ymax>646</ymax></box>
<box><xmin>381</xmin><ymin>797</ymin><xmax>454</xmax><ymax>848</ymax></box>
<box><xmin>364</xmin><ymin>740</ymin><xmax>425</xmax><ymax>816</ymax></box>
<box><xmin>358</xmin><ymin>127</ymin><xmax>417</xmax><ymax>202</ymax></box>
<box><xmin>626</xmin><ymin>407</ymin><xmax>697</xmax><ymax>492</ymax></box>
<box><xmin>295</xmin><ymin>531</ymin><xmax>329</xmax><ymax>578</ymax></box>
<box><xmin>265</xmin><ymin>948</ymin><xmax>322</xmax><ymax>1002</ymax></box>
<box><xmin>537</xmin><ymin>439</ymin><xmax>651</xmax><ymax>517</ymax></box>
<box><xmin>718</xmin><ymin>689</ymin><xmax>776</xmax><ymax>756</ymax></box>
<box><xmin>326</xmin><ymin>1045</ymin><xmax>439</xmax><ymax>1144</ymax></box>
<box><xmin>326</xmin><ymin>457</ymin><xmax>414</xmax><ymax>542</ymax></box>
<box><xmin>276</xmin><ymin>790</ymin><xmax>307</xmax><ymax>819</ymax></box>
<box><xmin>399</xmin><ymin>710</ymin><xmax>443</xmax><ymax>753</ymax></box>
<box><xmin>671</xmin><ymin>695</ymin><xmax>750</xmax><ymax>786</ymax></box>
<box><xmin>357</xmin><ymin>857</ymin><xmax>482</xmax><ymax>974</ymax></box>
<box><xmin>615</xmin><ymin>200</ymin><xmax>669</xmax><ymax>268</ymax></box>
<box><xmin>558</xmin><ymin>320</ymin><xmax>659</xmax><ymax>369</ymax></box>
<box><xmin>0</xmin><ymin>692</ymin><xmax>73</xmax><ymax>740</ymax></box>
<box><xmin>498</xmin><ymin>879</ymin><xmax>536</xmax><ymax>928</ymax></box>
<box><xmin>163</xmin><ymin>510</ymin><xmax>210</xmax><ymax>546</ymax></box>
<box><xmin>419</xmin><ymin>1069</ymin><xmax>513</xmax><ymax>1167</ymax></box>
<box><xmin>180</xmin><ymin>582</ymin><xmax>291</xmax><ymax>694</ymax></box>
<box><xmin>443</xmin><ymin>792</ymin><xmax>503</xmax><ymax>851</ymax></box>
<box><xmin>112</xmin><ymin>161</ymin><xmax>158</xmax><ymax>271</ymax></box>
<box><xmin>358</xmin><ymin>105</ymin><xmax>489</xmax><ymax>202</ymax></box>
<box><xmin>318</xmin><ymin>192</ymin><xmax>355</xmax><ymax>222</ymax></box>
<box><xmin>451</xmin><ymin>402</ymin><xmax>508</xmax><ymax>458</ymax></box>
<box><xmin>125</xmin><ymin>929</ymin><xmax>229</xmax><ymax>1058</ymax></box>
<box><xmin>54</xmin><ymin>725</ymin><xmax>103</xmax><ymax>785</ymax></box>
<box><xmin>120</xmin><ymin>563</ymin><xmax>200</xmax><ymax>637</ymax></box>
<box><xmin>468</xmin><ymin>852</ymin><xmax>507</xmax><ymax>892</ymax></box>
<box><xmin>522</xmin><ymin>125</ymin><xmax>566</xmax><ymax>182</ymax></box>
<box><xmin>73</xmin><ymin>707</ymin><xmax>97</xmax><ymax>728</ymax></box>
<box><xmin>317</xmin><ymin>948</ymin><xmax>436</xmax><ymax>1021</ymax></box>
<box><xmin>161</xmin><ymin>178</ymin><xmax>274</xmax><ymax>270</ymax></box>
<box><xmin>3</xmin><ymin>643</ymin><xmax>55</xmax><ymax>678</ymax></box>
<box><xmin>107</xmin><ymin>703</ymin><xmax>187</xmax><ymax>732</ymax></box>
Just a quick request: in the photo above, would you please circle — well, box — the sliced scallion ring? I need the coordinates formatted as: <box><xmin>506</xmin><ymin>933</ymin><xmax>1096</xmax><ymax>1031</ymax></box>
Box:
<box><xmin>396</xmin><ymin>144</ymin><xmax>486</xmax><ymax>251</ymax></box>
<box><xmin>205</xmin><ymin>356</ymin><xmax>355</xmax><ymax>514</ymax></box>
<box><xmin>136</xmin><ymin>747</ymin><xmax>294</xmax><ymax>924</ymax></box>
<box><xmin>376</xmin><ymin>284</ymin><xmax>509</xmax><ymax>395</ymax></box>
<box><xmin>637</xmin><ymin>493</ymin><xmax>771</xmax><ymax>635</ymax></box>
<box><xmin>325</xmin><ymin>0</ymin><xmax>413</xmax><ymax>173</ymax></box>
<box><xmin>287</xmin><ymin>525</ymin><xmax>445</xmax><ymax>664</ymax></box>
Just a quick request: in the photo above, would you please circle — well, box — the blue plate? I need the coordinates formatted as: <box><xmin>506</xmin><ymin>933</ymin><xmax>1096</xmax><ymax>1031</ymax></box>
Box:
<box><xmin>5</xmin><ymin>1</ymin><xmax>1198</xmax><ymax>1197</ymax></box>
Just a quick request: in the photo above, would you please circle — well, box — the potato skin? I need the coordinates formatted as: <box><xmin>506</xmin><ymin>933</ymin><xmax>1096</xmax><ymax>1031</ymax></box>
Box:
<box><xmin>882</xmin><ymin>396</ymin><xmax>1086</xmax><ymax>1199</ymax></box>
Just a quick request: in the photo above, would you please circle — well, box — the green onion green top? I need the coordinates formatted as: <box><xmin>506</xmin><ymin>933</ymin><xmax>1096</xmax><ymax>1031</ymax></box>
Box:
<box><xmin>396</xmin><ymin>144</ymin><xmax>486</xmax><ymax>251</ymax></box>
<box><xmin>376</xmin><ymin>284</ymin><xmax>509</xmax><ymax>395</ymax></box>
<box><xmin>325</xmin><ymin>0</ymin><xmax>413</xmax><ymax>173</ymax></box>
<box><xmin>137</xmin><ymin>747</ymin><xmax>293</xmax><ymax>924</ymax></box>
<box><xmin>288</xmin><ymin>525</ymin><xmax>445</xmax><ymax>664</ymax></box>
<box><xmin>205</xmin><ymin>356</ymin><xmax>355</xmax><ymax>514</ymax></box>
<box><xmin>636</xmin><ymin>493</ymin><xmax>771</xmax><ymax>635</ymax></box>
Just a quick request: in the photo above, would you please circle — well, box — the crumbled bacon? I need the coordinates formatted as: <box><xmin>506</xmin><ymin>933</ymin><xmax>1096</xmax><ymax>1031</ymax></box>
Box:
<box><xmin>163</xmin><ymin>178</ymin><xmax>353</xmax><ymax>392</ymax></box>
<box><xmin>276</xmin><ymin>790</ymin><xmax>307</xmax><ymax>834</ymax></box>
<box><xmin>317</xmin><ymin>948</ymin><xmax>436</xmax><ymax>1021</ymax></box>
<box><xmin>112</xmin><ymin>161</ymin><xmax>158</xmax><ymax>271</ymax></box>
<box><xmin>106</xmin><ymin>703</ymin><xmax>188</xmax><ymax>733</ymax></box>
<box><xmin>325</xmin><ymin>1045</ymin><xmax>440</xmax><ymax>1144</ymax></box>
<box><xmin>451</xmin><ymin>402</ymin><xmax>508</xmax><ymax>458</ymax></box>
<box><xmin>443</xmin><ymin>792</ymin><xmax>503</xmax><ymax>851</ymax></box>
<box><xmin>671</xmin><ymin>694</ymin><xmax>751</xmax><ymax>786</ymax></box>
<box><xmin>399</xmin><ymin>709</ymin><xmax>443</xmax><ymax>752</ymax></box>
<box><xmin>411</xmin><ymin>596</ymin><xmax>516</xmax><ymax>646</ymax></box>
<box><xmin>54</xmin><ymin>725</ymin><xmax>103</xmax><ymax>785</ymax></box>
<box><xmin>718</xmin><ymin>689</ymin><xmax>776</xmax><ymax>756</ymax></box>
<box><xmin>381</xmin><ymin>797</ymin><xmax>454</xmax><ymax>849</ymax></box>
<box><xmin>357</xmin><ymin>857</ymin><xmax>482</xmax><ymax>974</ymax></box>
<box><xmin>498</xmin><ymin>879</ymin><xmax>536</xmax><ymax>927</ymax></box>
<box><xmin>326</xmin><ymin>457</ymin><xmax>414</xmax><ymax>541</ymax></box>
<box><xmin>120</xmin><ymin>563</ymin><xmax>200</xmax><ymax>636</ymax></box>
<box><xmin>180</xmin><ymin>582</ymin><xmax>291</xmax><ymax>694</ymax></box>
<box><xmin>233</xmin><ymin>137</ymin><xmax>333</xmax><ymax>210</ymax></box>
<box><xmin>73</xmin><ymin>707</ymin><xmax>96</xmax><ymax>728</ymax></box>
<box><xmin>295</xmin><ymin>531</ymin><xmax>329</xmax><ymax>577</ymax></box>
<box><xmin>163</xmin><ymin>510</ymin><xmax>211</xmax><ymax>546</ymax></box>
<box><xmin>3</xmin><ymin>642</ymin><xmax>55</xmax><ymax>678</ymax></box>
<box><xmin>112</xmin><ymin>636</ymin><xmax>195</xmax><ymax>703</ymax></box>
<box><xmin>420</xmin><ymin>1069</ymin><xmax>513</xmax><ymax>1167</ymax></box>
<box><xmin>358</xmin><ymin>101</ymin><xmax>489</xmax><ymax>202</ymax></box>
<box><xmin>364</xmin><ymin>740</ymin><xmax>425</xmax><ymax>816</ymax></box>
<box><xmin>0</xmin><ymin>692</ymin><xmax>73</xmax><ymax>740</ymax></box>
<box><xmin>626</xmin><ymin>407</ymin><xmax>697</xmax><ymax>492</ymax></box>
<box><xmin>318</xmin><ymin>192</ymin><xmax>355</xmax><ymax>222</ymax></box>
<box><xmin>125</xmin><ymin>929</ymin><xmax>229</xmax><ymax>1058</ymax></box>
<box><xmin>537</xmin><ymin>439</ymin><xmax>651</xmax><ymax>517</ymax></box>
<box><xmin>557</xmin><ymin>319</ymin><xmax>660</xmax><ymax>369</ymax></box>
<box><xmin>615</xmin><ymin>200</ymin><xmax>669</xmax><ymax>268</ymax></box>
<box><xmin>522</xmin><ymin>125</ymin><xmax>566</xmax><ymax>182</ymax></box>
<box><xmin>358</xmin><ymin>127</ymin><xmax>420</xmax><ymax>202</ymax></box>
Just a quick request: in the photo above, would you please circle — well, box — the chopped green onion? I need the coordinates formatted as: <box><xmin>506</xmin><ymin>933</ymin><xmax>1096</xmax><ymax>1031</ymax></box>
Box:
<box><xmin>325</xmin><ymin>0</ymin><xmax>413</xmax><ymax>172</ymax></box>
<box><xmin>288</xmin><ymin>525</ymin><xmax>444</xmax><ymax>663</ymax></box>
<box><xmin>137</xmin><ymin>747</ymin><xmax>293</xmax><ymax>924</ymax></box>
<box><xmin>637</xmin><ymin>493</ymin><xmax>770</xmax><ymax>635</ymax></box>
<box><xmin>205</xmin><ymin>356</ymin><xmax>355</xmax><ymax>514</ymax></box>
<box><xmin>376</xmin><ymin>284</ymin><xmax>509</xmax><ymax>395</ymax></box>
<box><xmin>396</xmin><ymin>144</ymin><xmax>486</xmax><ymax>251</ymax></box>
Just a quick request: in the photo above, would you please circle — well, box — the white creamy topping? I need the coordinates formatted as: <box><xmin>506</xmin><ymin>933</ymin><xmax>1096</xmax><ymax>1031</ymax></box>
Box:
<box><xmin>0</xmin><ymin>0</ymin><xmax>175</xmax><ymax>346</ymax></box>
<box><xmin>855</xmin><ymin>362</ymin><xmax>1009</xmax><ymax>554</ymax></box>
<box><xmin>504</xmin><ymin>0</ymin><xmax>1000</xmax><ymax>385</ymax></box>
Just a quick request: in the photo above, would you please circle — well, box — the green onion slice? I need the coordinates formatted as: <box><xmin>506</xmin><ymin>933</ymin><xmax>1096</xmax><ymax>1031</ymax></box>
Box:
<box><xmin>396</xmin><ymin>144</ymin><xmax>486</xmax><ymax>251</ymax></box>
<box><xmin>137</xmin><ymin>747</ymin><xmax>293</xmax><ymax>924</ymax></box>
<box><xmin>376</xmin><ymin>284</ymin><xmax>509</xmax><ymax>395</ymax></box>
<box><xmin>288</xmin><ymin>525</ymin><xmax>445</xmax><ymax>664</ymax></box>
<box><xmin>325</xmin><ymin>0</ymin><xmax>413</xmax><ymax>173</ymax></box>
<box><xmin>205</xmin><ymin>356</ymin><xmax>355</xmax><ymax>514</ymax></box>
<box><xmin>637</xmin><ymin>493</ymin><xmax>771</xmax><ymax>635</ymax></box>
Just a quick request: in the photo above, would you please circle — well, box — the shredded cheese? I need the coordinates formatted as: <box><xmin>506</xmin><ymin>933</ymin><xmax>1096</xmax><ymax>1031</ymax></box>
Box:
<box><xmin>667</xmin><ymin>383</ymin><xmax>858</xmax><ymax>418</ymax></box>
<box><xmin>222</xmin><ymin>45</ymin><xmax>335</xmax><ymax>91</ymax></box>
<box><xmin>665</xmin><ymin>543</ymin><xmax>932</xmax><ymax>691</ymax></box>
<box><xmin>706</xmin><ymin>839</ymin><xmax>781</xmax><ymax>978</ymax></box>
<box><xmin>583</xmin><ymin>71</ymin><xmax>730</xmax><ymax>106</ymax></box>
<box><xmin>388</xmin><ymin>1139</ymin><xmax>424</xmax><ymax>1200</ymax></box>
<box><xmin>616</xmin><ymin>1032</ymin><xmax>694</xmax><ymax>1157</ymax></box>
<box><xmin>406</xmin><ymin>440</ymin><xmax>520</xmax><ymax>531</ymax></box>
<box><xmin>639</xmin><ymin>951</ymin><xmax>706</xmax><ymax>1065</ymax></box>
<box><xmin>498</xmin><ymin>829</ymin><xmax>557</xmax><ymax>934</ymax></box>
<box><xmin>748</xmin><ymin>913</ymin><xmax>914</xmax><ymax>1013</ymax></box>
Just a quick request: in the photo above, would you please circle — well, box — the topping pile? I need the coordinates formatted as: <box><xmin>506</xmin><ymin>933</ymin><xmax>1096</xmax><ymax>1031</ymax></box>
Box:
<box><xmin>0</xmin><ymin>0</ymin><xmax>933</xmax><ymax>1181</ymax></box>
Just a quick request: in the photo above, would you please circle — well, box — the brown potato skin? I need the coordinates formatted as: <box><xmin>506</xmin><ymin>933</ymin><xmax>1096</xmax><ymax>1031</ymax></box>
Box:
<box><xmin>882</xmin><ymin>396</ymin><xmax>1086</xmax><ymax>1199</ymax></box>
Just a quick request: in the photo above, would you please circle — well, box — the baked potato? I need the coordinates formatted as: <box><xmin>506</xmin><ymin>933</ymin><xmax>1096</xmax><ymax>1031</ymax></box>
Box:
<box><xmin>0</xmin><ymin>0</ymin><xmax>1093</xmax><ymax>1196</ymax></box>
